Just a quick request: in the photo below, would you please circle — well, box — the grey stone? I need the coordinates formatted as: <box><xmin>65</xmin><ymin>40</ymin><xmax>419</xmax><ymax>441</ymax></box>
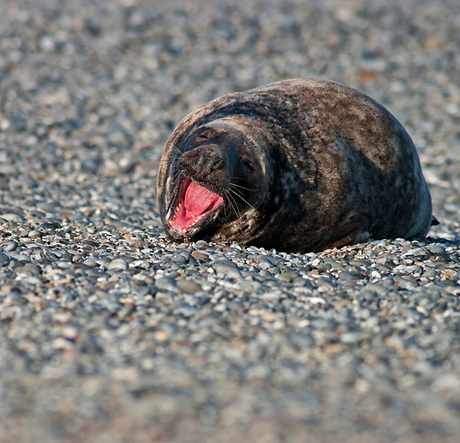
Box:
<box><xmin>108</xmin><ymin>258</ymin><xmax>128</xmax><ymax>271</ymax></box>
<box><xmin>210</xmin><ymin>260</ymin><xmax>242</xmax><ymax>279</ymax></box>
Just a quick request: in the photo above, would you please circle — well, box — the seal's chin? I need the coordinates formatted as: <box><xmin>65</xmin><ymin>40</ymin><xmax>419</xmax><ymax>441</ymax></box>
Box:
<box><xmin>167</xmin><ymin>176</ymin><xmax>223</xmax><ymax>237</ymax></box>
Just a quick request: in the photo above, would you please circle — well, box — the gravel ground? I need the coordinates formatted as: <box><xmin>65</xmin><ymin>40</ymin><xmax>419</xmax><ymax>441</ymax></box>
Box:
<box><xmin>1</xmin><ymin>0</ymin><xmax>460</xmax><ymax>442</ymax></box>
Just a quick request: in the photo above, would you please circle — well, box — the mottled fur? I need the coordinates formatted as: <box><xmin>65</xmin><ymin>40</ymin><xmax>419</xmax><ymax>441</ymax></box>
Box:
<box><xmin>157</xmin><ymin>78</ymin><xmax>434</xmax><ymax>253</ymax></box>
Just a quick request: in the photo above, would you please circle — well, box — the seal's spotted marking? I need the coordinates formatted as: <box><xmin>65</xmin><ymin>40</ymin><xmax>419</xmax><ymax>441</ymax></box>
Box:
<box><xmin>157</xmin><ymin>78</ymin><xmax>436</xmax><ymax>253</ymax></box>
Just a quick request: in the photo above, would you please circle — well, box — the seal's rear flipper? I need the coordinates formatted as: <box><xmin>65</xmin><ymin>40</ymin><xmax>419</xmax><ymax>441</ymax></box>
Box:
<box><xmin>431</xmin><ymin>216</ymin><xmax>440</xmax><ymax>226</ymax></box>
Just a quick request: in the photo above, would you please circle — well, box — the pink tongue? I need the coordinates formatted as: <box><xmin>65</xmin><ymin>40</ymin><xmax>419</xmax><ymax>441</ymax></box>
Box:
<box><xmin>184</xmin><ymin>181</ymin><xmax>222</xmax><ymax>215</ymax></box>
<box><xmin>170</xmin><ymin>180</ymin><xmax>223</xmax><ymax>234</ymax></box>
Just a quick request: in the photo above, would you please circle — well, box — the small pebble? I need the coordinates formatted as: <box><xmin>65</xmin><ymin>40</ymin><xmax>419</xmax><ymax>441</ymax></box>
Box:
<box><xmin>3</xmin><ymin>241</ymin><xmax>18</xmax><ymax>252</ymax></box>
<box><xmin>176</xmin><ymin>279</ymin><xmax>201</xmax><ymax>294</ymax></box>
<box><xmin>108</xmin><ymin>258</ymin><xmax>128</xmax><ymax>271</ymax></box>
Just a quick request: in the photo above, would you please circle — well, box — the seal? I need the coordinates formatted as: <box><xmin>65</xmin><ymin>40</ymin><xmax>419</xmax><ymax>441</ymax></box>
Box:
<box><xmin>157</xmin><ymin>78</ymin><xmax>436</xmax><ymax>253</ymax></box>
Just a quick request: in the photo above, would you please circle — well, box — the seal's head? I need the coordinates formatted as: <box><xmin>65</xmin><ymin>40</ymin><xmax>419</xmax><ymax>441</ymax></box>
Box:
<box><xmin>162</xmin><ymin>120</ymin><xmax>264</xmax><ymax>242</ymax></box>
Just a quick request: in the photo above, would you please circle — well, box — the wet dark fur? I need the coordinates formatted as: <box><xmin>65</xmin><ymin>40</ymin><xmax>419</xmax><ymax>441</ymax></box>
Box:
<box><xmin>157</xmin><ymin>78</ymin><xmax>434</xmax><ymax>253</ymax></box>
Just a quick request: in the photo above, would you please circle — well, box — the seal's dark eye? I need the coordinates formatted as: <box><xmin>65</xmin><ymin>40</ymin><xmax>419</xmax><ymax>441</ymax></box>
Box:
<box><xmin>239</xmin><ymin>155</ymin><xmax>254</xmax><ymax>172</ymax></box>
<box><xmin>239</xmin><ymin>143</ymin><xmax>254</xmax><ymax>172</ymax></box>
<box><xmin>195</xmin><ymin>133</ymin><xmax>209</xmax><ymax>142</ymax></box>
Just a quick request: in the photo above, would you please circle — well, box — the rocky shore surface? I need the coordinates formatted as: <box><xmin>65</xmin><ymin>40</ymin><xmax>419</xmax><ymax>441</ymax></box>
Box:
<box><xmin>1</xmin><ymin>0</ymin><xmax>460</xmax><ymax>442</ymax></box>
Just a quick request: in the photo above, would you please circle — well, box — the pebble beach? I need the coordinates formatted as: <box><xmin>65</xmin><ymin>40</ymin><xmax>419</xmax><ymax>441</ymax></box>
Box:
<box><xmin>1</xmin><ymin>0</ymin><xmax>460</xmax><ymax>442</ymax></box>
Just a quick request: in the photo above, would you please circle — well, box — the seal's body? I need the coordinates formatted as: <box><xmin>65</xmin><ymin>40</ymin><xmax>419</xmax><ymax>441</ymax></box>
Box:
<box><xmin>157</xmin><ymin>78</ymin><xmax>434</xmax><ymax>253</ymax></box>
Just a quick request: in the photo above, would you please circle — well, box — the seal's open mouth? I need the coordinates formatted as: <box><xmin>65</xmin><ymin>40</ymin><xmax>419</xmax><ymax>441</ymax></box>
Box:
<box><xmin>167</xmin><ymin>177</ymin><xmax>223</xmax><ymax>236</ymax></box>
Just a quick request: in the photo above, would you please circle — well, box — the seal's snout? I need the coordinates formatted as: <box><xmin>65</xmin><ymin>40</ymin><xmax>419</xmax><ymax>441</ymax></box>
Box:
<box><xmin>166</xmin><ymin>176</ymin><xmax>224</xmax><ymax>237</ymax></box>
<box><xmin>177</xmin><ymin>146</ymin><xmax>227</xmax><ymax>189</ymax></box>
<box><xmin>165</xmin><ymin>145</ymin><xmax>227</xmax><ymax>238</ymax></box>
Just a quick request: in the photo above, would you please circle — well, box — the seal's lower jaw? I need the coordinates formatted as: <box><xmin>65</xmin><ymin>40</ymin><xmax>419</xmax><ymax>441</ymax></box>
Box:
<box><xmin>167</xmin><ymin>176</ymin><xmax>223</xmax><ymax>238</ymax></box>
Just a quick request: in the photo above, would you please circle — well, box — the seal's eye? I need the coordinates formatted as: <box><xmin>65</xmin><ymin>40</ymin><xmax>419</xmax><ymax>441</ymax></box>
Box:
<box><xmin>195</xmin><ymin>133</ymin><xmax>209</xmax><ymax>142</ymax></box>
<box><xmin>239</xmin><ymin>155</ymin><xmax>254</xmax><ymax>172</ymax></box>
<box><xmin>239</xmin><ymin>143</ymin><xmax>254</xmax><ymax>172</ymax></box>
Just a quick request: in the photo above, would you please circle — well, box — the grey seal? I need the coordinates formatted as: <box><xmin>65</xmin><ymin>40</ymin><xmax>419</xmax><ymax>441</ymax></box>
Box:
<box><xmin>157</xmin><ymin>78</ymin><xmax>436</xmax><ymax>253</ymax></box>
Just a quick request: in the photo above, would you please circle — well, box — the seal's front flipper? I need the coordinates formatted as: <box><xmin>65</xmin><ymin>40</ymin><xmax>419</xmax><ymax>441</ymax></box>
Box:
<box><xmin>431</xmin><ymin>216</ymin><xmax>440</xmax><ymax>226</ymax></box>
<box><xmin>324</xmin><ymin>229</ymin><xmax>370</xmax><ymax>251</ymax></box>
<box><xmin>351</xmin><ymin>231</ymin><xmax>371</xmax><ymax>245</ymax></box>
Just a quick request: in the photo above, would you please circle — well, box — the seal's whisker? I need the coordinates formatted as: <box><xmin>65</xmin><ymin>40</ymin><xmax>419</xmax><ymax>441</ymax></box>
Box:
<box><xmin>165</xmin><ymin>195</ymin><xmax>176</xmax><ymax>219</ymax></box>
<box><xmin>157</xmin><ymin>145</ymin><xmax>182</xmax><ymax>168</ymax></box>
<box><xmin>229</xmin><ymin>187</ymin><xmax>256</xmax><ymax>212</ymax></box>
<box><xmin>224</xmin><ymin>189</ymin><xmax>241</xmax><ymax>218</ymax></box>
<box><xmin>222</xmin><ymin>197</ymin><xmax>227</xmax><ymax>218</ymax></box>
<box><xmin>230</xmin><ymin>176</ymin><xmax>249</xmax><ymax>183</ymax></box>
<box><xmin>227</xmin><ymin>190</ymin><xmax>241</xmax><ymax>218</ymax></box>
<box><xmin>170</xmin><ymin>143</ymin><xmax>183</xmax><ymax>155</ymax></box>
<box><xmin>168</xmin><ymin>170</ymin><xmax>182</xmax><ymax>190</ymax></box>
<box><xmin>164</xmin><ymin>168</ymin><xmax>184</xmax><ymax>217</ymax></box>
<box><xmin>160</xmin><ymin>145</ymin><xmax>182</xmax><ymax>161</ymax></box>
<box><xmin>229</xmin><ymin>182</ymin><xmax>256</xmax><ymax>192</ymax></box>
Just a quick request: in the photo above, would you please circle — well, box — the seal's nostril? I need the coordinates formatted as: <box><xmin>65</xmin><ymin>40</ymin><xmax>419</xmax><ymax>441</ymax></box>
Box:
<box><xmin>211</xmin><ymin>158</ymin><xmax>224</xmax><ymax>171</ymax></box>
